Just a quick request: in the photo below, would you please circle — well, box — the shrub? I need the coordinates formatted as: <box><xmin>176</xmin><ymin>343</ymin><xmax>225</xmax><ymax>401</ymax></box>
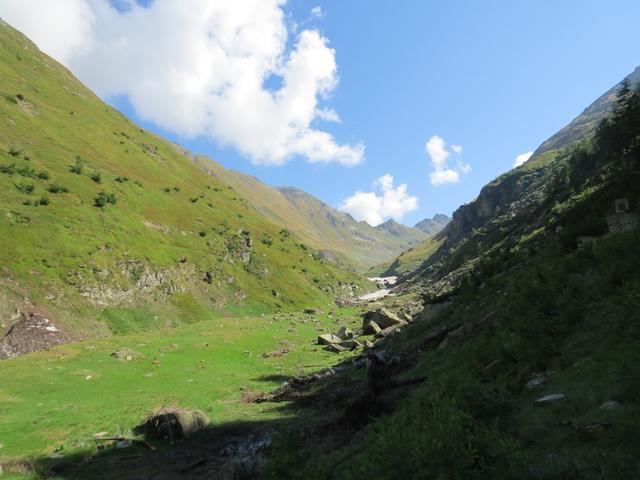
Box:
<box><xmin>16</xmin><ymin>182</ymin><xmax>35</xmax><ymax>195</ymax></box>
<box><xmin>16</xmin><ymin>93</ymin><xmax>24</xmax><ymax>101</ymax></box>
<box><xmin>47</xmin><ymin>184</ymin><xmax>69</xmax><ymax>194</ymax></box>
<box><xmin>37</xmin><ymin>196</ymin><xmax>50</xmax><ymax>206</ymax></box>
<box><xmin>115</xmin><ymin>176</ymin><xmax>129</xmax><ymax>183</ymax></box>
<box><xmin>198</xmin><ymin>231</ymin><xmax>207</xmax><ymax>237</ymax></box>
<box><xmin>17</xmin><ymin>165</ymin><xmax>37</xmax><ymax>178</ymax></box>
<box><xmin>8</xmin><ymin>145</ymin><xmax>21</xmax><ymax>157</ymax></box>
<box><xmin>37</xmin><ymin>171</ymin><xmax>50</xmax><ymax>180</ymax></box>
<box><xmin>70</xmin><ymin>157</ymin><xmax>84</xmax><ymax>174</ymax></box>
<box><xmin>190</xmin><ymin>197</ymin><xmax>198</xmax><ymax>203</ymax></box>
<box><xmin>260</xmin><ymin>234</ymin><xmax>273</xmax><ymax>246</ymax></box>
<box><xmin>89</xmin><ymin>172</ymin><xmax>102</xmax><ymax>184</ymax></box>
<box><xmin>0</xmin><ymin>163</ymin><xmax>16</xmax><ymax>175</ymax></box>
<box><xmin>94</xmin><ymin>191</ymin><xmax>117</xmax><ymax>208</ymax></box>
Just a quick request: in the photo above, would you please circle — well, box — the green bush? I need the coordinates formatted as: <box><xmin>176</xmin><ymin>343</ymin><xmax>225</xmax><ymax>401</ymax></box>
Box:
<box><xmin>47</xmin><ymin>184</ymin><xmax>69</xmax><ymax>194</ymax></box>
<box><xmin>16</xmin><ymin>165</ymin><xmax>37</xmax><ymax>178</ymax></box>
<box><xmin>94</xmin><ymin>191</ymin><xmax>117</xmax><ymax>208</ymax></box>
<box><xmin>115</xmin><ymin>176</ymin><xmax>129</xmax><ymax>183</ymax></box>
<box><xmin>0</xmin><ymin>163</ymin><xmax>16</xmax><ymax>175</ymax></box>
<box><xmin>15</xmin><ymin>182</ymin><xmax>35</xmax><ymax>194</ymax></box>
<box><xmin>70</xmin><ymin>157</ymin><xmax>84</xmax><ymax>174</ymax></box>
<box><xmin>8</xmin><ymin>144</ymin><xmax>21</xmax><ymax>157</ymax></box>
<box><xmin>89</xmin><ymin>172</ymin><xmax>102</xmax><ymax>184</ymax></box>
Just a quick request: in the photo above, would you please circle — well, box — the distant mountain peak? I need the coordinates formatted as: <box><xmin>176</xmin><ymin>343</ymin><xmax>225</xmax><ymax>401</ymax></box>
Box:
<box><xmin>414</xmin><ymin>214</ymin><xmax>450</xmax><ymax>236</ymax></box>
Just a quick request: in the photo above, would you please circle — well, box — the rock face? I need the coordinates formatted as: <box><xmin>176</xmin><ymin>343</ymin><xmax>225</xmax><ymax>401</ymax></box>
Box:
<box><xmin>0</xmin><ymin>312</ymin><xmax>70</xmax><ymax>359</ymax></box>
<box><xmin>316</xmin><ymin>250</ymin><xmax>339</xmax><ymax>264</ymax></box>
<box><xmin>362</xmin><ymin>308</ymin><xmax>406</xmax><ymax>334</ymax></box>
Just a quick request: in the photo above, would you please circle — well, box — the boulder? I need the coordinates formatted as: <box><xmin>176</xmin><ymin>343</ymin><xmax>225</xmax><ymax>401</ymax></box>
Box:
<box><xmin>110</xmin><ymin>347</ymin><xmax>141</xmax><ymax>362</ymax></box>
<box><xmin>364</xmin><ymin>320</ymin><xmax>382</xmax><ymax>336</ymax></box>
<box><xmin>362</xmin><ymin>308</ymin><xmax>405</xmax><ymax>334</ymax></box>
<box><xmin>525</xmin><ymin>375</ymin><xmax>545</xmax><ymax>390</ymax></box>
<box><xmin>535</xmin><ymin>394</ymin><xmax>566</xmax><ymax>404</ymax></box>
<box><xmin>374</xmin><ymin>324</ymin><xmax>403</xmax><ymax>339</ymax></box>
<box><xmin>136</xmin><ymin>408</ymin><xmax>210</xmax><ymax>440</ymax></box>
<box><xmin>340</xmin><ymin>338</ymin><xmax>362</xmax><ymax>350</ymax></box>
<box><xmin>317</xmin><ymin>333</ymin><xmax>342</xmax><ymax>346</ymax></box>
<box><xmin>336</xmin><ymin>326</ymin><xmax>354</xmax><ymax>340</ymax></box>
<box><xmin>326</xmin><ymin>343</ymin><xmax>347</xmax><ymax>353</ymax></box>
<box><xmin>600</xmin><ymin>400</ymin><xmax>622</xmax><ymax>410</ymax></box>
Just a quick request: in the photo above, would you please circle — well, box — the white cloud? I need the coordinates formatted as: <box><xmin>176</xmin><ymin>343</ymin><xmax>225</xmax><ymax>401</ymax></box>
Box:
<box><xmin>315</xmin><ymin>107</ymin><xmax>341</xmax><ymax>123</ymax></box>
<box><xmin>338</xmin><ymin>174</ymin><xmax>418</xmax><ymax>226</ymax></box>
<box><xmin>0</xmin><ymin>0</ymin><xmax>363</xmax><ymax>167</ymax></box>
<box><xmin>310</xmin><ymin>6</ymin><xmax>324</xmax><ymax>18</ymax></box>
<box><xmin>513</xmin><ymin>151</ymin><xmax>533</xmax><ymax>167</ymax></box>
<box><xmin>426</xmin><ymin>135</ymin><xmax>470</xmax><ymax>186</ymax></box>
<box><xmin>0</xmin><ymin>0</ymin><xmax>94</xmax><ymax>65</ymax></box>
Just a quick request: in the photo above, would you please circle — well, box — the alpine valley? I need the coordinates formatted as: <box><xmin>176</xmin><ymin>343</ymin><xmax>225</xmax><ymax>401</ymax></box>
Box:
<box><xmin>1</xmin><ymin>13</ymin><xmax>640</xmax><ymax>480</ymax></box>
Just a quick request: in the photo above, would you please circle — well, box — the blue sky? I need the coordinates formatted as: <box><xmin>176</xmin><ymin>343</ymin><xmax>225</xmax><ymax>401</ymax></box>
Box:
<box><xmin>3</xmin><ymin>0</ymin><xmax>640</xmax><ymax>226</ymax></box>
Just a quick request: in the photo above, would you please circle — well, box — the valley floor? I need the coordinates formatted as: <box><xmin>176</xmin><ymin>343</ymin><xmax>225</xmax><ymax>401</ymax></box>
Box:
<box><xmin>0</xmin><ymin>306</ymin><xmax>365</xmax><ymax>478</ymax></box>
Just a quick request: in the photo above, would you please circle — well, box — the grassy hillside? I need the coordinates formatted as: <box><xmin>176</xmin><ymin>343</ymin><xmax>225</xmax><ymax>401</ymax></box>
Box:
<box><xmin>193</xmin><ymin>158</ymin><xmax>427</xmax><ymax>272</ymax></box>
<box><xmin>368</xmin><ymin>237</ymin><xmax>443</xmax><ymax>277</ymax></box>
<box><xmin>0</xmin><ymin>20</ymin><xmax>367</xmax><ymax>340</ymax></box>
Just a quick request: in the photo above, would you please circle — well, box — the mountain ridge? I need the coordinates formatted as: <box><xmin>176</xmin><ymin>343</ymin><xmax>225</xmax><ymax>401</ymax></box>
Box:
<box><xmin>187</xmin><ymin>155</ymin><xmax>428</xmax><ymax>271</ymax></box>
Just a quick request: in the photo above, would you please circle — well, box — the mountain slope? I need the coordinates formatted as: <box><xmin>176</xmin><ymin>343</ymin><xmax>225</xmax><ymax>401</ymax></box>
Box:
<box><xmin>404</xmin><ymin>66</ymin><xmax>640</xmax><ymax>289</ymax></box>
<box><xmin>260</xmin><ymin>66</ymin><xmax>640</xmax><ymax>480</ymax></box>
<box><xmin>0</xmin><ymin>19</ymin><xmax>367</xmax><ymax>344</ymax></box>
<box><xmin>413</xmin><ymin>213</ymin><xmax>450</xmax><ymax>236</ymax></box>
<box><xmin>187</xmin><ymin>157</ymin><xmax>427</xmax><ymax>271</ymax></box>
<box><xmin>534</xmin><ymin>65</ymin><xmax>640</xmax><ymax>157</ymax></box>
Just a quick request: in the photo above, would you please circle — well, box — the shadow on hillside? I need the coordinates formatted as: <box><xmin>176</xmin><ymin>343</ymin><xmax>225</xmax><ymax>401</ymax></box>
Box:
<box><xmin>14</xmin><ymin>364</ymin><xmax>369</xmax><ymax>480</ymax></box>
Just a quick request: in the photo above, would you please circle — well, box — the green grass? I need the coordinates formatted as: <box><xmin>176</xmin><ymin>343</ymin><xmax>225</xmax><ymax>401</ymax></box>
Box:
<box><xmin>0</xmin><ymin>306</ymin><xmax>363</xmax><ymax>469</ymax></box>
